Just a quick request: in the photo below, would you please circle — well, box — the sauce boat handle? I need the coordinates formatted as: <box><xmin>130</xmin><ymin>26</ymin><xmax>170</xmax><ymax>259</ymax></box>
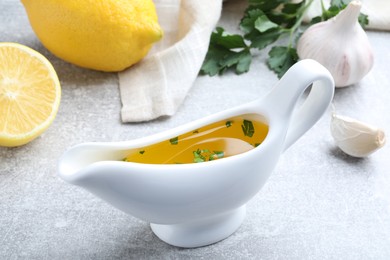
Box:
<box><xmin>263</xmin><ymin>59</ymin><xmax>335</xmax><ymax>151</ymax></box>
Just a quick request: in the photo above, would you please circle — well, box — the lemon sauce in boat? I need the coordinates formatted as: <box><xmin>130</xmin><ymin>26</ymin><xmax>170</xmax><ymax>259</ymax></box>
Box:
<box><xmin>123</xmin><ymin>114</ymin><xmax>268</xmax><ymax>164</ymax></box>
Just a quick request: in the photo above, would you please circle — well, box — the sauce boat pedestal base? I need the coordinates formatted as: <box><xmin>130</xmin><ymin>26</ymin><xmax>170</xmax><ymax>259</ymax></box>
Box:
<box><xmin>151</xmin><ymin>205</ymin><xmax>246</xmax><ymax>248</ymax></box>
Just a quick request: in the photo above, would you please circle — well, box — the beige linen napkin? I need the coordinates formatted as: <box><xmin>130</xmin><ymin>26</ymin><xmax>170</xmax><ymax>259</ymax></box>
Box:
<box><xmin>119</xmin><ymin>0</ymin><xmax>223</xmax><ymax>122</ymax></box>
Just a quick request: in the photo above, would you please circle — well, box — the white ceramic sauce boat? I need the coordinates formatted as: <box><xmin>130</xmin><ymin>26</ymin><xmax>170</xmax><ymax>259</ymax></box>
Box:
<box><xmin>58</xmin><ymin>59</ymin><xmax>334</xmax><ymax>248</ymax></box>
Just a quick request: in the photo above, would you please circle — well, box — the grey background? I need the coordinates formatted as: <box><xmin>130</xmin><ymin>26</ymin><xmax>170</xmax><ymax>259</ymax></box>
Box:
<box><xmin>1</xmin><ymin>0</ymin><xmax>390</xmax><ymax>259</ymax></box>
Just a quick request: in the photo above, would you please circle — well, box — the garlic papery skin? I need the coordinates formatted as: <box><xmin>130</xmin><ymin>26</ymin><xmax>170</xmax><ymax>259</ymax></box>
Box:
<box><xmin>330</xmin><ymin>113</ymin><xmax>386</xmax><ymax>158</ymax></box>
<box><xmin>297</xmin><ymin>1</ymin><xmax>374</xmax><ymax>87</ymax></box>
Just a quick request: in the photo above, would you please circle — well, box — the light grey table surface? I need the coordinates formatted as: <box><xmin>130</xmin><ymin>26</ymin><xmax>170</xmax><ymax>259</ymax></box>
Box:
<box><xmin>1</xmin><ymin>0</ymin><xmax>390</xmax><ymax>259</ymax></box>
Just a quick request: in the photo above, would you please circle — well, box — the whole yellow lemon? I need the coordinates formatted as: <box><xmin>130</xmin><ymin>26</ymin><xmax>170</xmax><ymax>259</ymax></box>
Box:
<box><xmin>21</xmin><ymin>0</ymin><xmax>163</xmax><ymax>72</ymax></box>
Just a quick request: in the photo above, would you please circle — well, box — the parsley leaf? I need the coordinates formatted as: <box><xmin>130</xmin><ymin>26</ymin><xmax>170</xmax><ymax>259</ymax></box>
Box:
<box><xmin>240</xmin><ymin>9</ymin><xmax>282</xmax><ymax>50</ymax></box>
<box><xmin>169</xmin><ymin>137</ymin><xmax>178</xmax><ymax>145</ymax></box>
<box><xmin>267</xmin><ymin>46</ymin><xmax>298</xmax><ymax>79</ymax></box>
<box><xmin>254</xmin><ymin>14</ymin><xmax>279</xmax><ymax>32</ymax></box>
<box><xmin>269</xmin><ymin>2</ymin><xmax>305</xmax><ymax>28</ymax></box>
<box><xmin>192</xmin><ymin>149</ymin><xmax>225</xmax><ymax>163</ymax></box>
<box><xmin>193</xmin><ymin>149</ymin><xmax>206</xmax><ymax>163</ymax></box>
<box><xmin>242</xmin><ymin>119</ymin><xmax>255</xmax><ymax>137</ymax></box>
<box><xmin>200</xmin><ymin>27</ymin><xmax>251</xmax><ymax>76</ymax></box>
<box><xmin>210</xmin><ymin>151</ymin><xmax>224</xmax><ymax>161</ymax></box>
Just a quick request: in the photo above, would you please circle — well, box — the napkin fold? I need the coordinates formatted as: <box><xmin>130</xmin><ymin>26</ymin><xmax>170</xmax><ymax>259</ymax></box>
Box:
<box><xmin>119</xmin><ymin>0</ymin><xmax>223</xmax><ymax>122</ymax></box>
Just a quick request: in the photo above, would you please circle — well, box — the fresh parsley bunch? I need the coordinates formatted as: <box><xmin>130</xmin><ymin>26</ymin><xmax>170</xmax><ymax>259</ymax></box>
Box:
<box><xmin>201</xmin><ymin>0</ymin><xmax>368</xmax><ymax>78</ymax></box>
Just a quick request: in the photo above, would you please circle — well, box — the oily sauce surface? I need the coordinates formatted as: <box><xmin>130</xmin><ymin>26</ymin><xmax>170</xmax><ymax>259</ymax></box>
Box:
<box><xmin>123</xmin><ymin>114</ymin><xmax>268</xmax><ymax>164</ymax></box>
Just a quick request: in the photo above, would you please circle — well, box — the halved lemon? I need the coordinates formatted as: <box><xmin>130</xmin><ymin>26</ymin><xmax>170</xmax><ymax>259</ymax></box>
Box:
<box><xmin>0</xmin><ymin>42</ymin><xmax>61</xmax><ymax>147</ymax></box>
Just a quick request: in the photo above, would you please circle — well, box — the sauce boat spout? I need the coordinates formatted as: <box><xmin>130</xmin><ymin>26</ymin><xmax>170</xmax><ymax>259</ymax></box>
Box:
<box><xmin>58</xmin><ymin>142</ymin><xmax>129</xmax><ymax>185</ymax></box>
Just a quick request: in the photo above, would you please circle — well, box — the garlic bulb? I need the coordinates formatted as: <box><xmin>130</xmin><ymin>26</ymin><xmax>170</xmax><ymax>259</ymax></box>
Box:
<box><xmin>330</xmin><ymin>113</ymin><xmax>386</xmax><ymax>157</ymax></box>
<box><xmin>297</xmin><ymin>1</ymin><xmax>374</xmax><ymax>87</ymax></box>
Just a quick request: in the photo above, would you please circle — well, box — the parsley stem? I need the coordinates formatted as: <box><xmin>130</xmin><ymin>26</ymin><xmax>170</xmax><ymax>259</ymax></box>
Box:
<box><xmin>287</xmin><ymin>0</ymin><xmax>315</xmax><ymax>48</ymax></box>
<box><xmin>320</xmin><ymin>0</ymin><xmax>327</xmax><ymax>13</ymax></box>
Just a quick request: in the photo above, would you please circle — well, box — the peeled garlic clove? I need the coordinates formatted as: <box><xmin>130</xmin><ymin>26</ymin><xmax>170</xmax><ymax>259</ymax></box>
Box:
<box><xmin>330</xmin><ymin>113</ymin><xmax>386</xmax><ymax>157</ymax></box>
<box><xmin>297</xmin><ymin>1</ymin><xmax>374</xmax><ymax>87</ymax></box>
